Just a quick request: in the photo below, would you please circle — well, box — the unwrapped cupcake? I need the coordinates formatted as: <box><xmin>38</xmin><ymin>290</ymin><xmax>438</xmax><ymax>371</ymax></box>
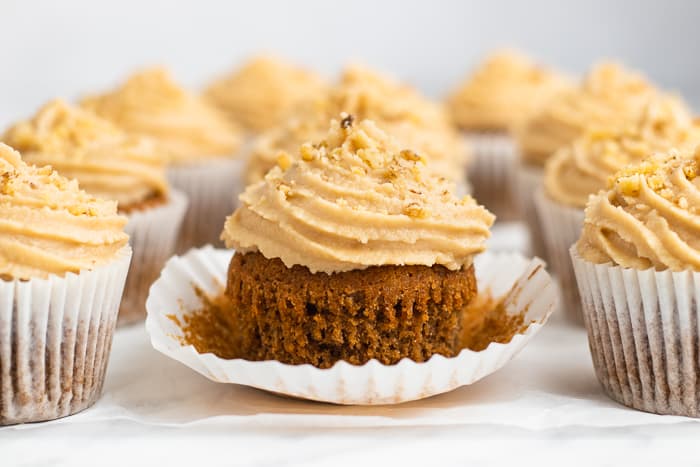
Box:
<box><xmin>447</xmin><ymin>50</ymin><xmax>571</xmax><ymax>218</ymax></box>
<box><xmin>3</xmin><ymin>100</ymin><xmax>187</xmax><ymax>325</ymax></box>
<box><xmin>244</xmin><ymin>65</ymin><xmax>468</xmax><ymax>193</ymax></box>
<box><xmin>572</xmin><ymin>147</ymin><xmax>700</xmax><ymax>417</ymax></box>
<box><xmin>224</xmin><ymin>115</ymin><xmax>493</xmax><ymax>367</ymax></box>
<box><xmin>81</xmin><ymin>68</ymin><xmax>242</xmax><ymax>252</ymax></box>
<box><xmin>538</xmin><ymin>97</ymin><xmax>699</xmax><ymax>322</ymax></box>
<box><xmin>515</xmin><ymin>62</ymin><xmax>662</xmax><ymax>258</ymax></box>
<box><xmin>204</xmin><ymin>55</ymin><xmax>326</xmax><ymax>134</ymax></box>
<box><xmin>0</xmin><ymin>143</ymin><xmax>131</xmax><ymax>425</ymax></box>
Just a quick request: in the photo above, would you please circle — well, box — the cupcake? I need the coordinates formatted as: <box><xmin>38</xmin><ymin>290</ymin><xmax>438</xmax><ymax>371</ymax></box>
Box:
<box><xmin>515</xmin><ymin>62</ymin><xmax>662</xmax><ymax>258</ymax></box>
<box><xmin>0</xmin><ymin>143</ymin><xmax>131</xmax><ymax>425</ymax></box>
<box><xmin>244</xmin><ymin>65</ymin><xmax>469</xmax><ymax>193</ymax></box>
<box><xmin>204</xmin><ymin>55</ymin><xmax>326</xmax><ymax>134</ymax></box>
<box><xmin>571</xmin><ymin>147</ymin><xmax>700</xmax><ymax>416</ymax></box>
<box><xmin>81</xmin><ymin>68</ymin><xmax>242</xmax><ymax>252</ymax></box>
<box><xmin>538</xmin><ymin>97</ymin><xmax>699</xmax><ymax>322</ymax></box>
<box><xmin>3</xmin><ymin>100</ymin><xmax>187</xmax><ymax>325</ymax></box>
<box><xmin>447</xmin><ymin>50</ymin><xmax>571</xmax><ymax>218</ymax></box>
<box><xmin>222</xmin><ymin>115</ymin><xmax>494</xmax><ymax>368</ymax></box>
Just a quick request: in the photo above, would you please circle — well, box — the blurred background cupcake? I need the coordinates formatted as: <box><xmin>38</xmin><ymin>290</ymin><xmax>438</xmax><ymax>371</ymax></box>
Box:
<box><xmin>537</xmin><ymin>96</ymin><xmax>699</xmax><ymax>323</ymax></box>
<box><xmin>81</xmin><ymin>68</ymin><xmax>241</xmax><ymax>252</ymax></box>
<box><xmin>447</xmin><ymin>50</ymin><xmax>571</xmax><ymax>219</ymax></box>
<box><xmin>3</xmin><ymin>100</ymin><xmax>187</xmax><ymax>325</ymax></box>
<box><xmin>204</xmin><ymin>54</ymin><xmax>327</xmax><ymax>136</ymax></box>
<box><xmin>0</xmin><ymin>144</ymin><xmax>131</xmax><ymax>425</ymax></box>
<box><xmin>571</xmin><ymin>147</ymin><xmax>700</xmax><ymax>417</ymax></box>
<box><xmin>514</xmin><ymin>62</ymin><xmax>663</xmax><ymax>259</ymax></box>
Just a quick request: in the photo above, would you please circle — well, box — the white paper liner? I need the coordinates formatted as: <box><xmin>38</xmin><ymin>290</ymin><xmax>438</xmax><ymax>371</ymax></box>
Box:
<box><xmin>0</xmin><ymin>247</ymin><xmax>132</xmax><ymax>425</ymax></box>
<box><xmin>120</xmin><ymin>190</ymin><xmax>188</xmax><ymax>326</ymax></box>
<box><xmin>145</xmin><ymin>247</ymin><xmax>557</xmax><ymax>405</ymax></box>
<box><xmin>534</xmin><ymin>189</ymin><xmax>585</xmax><ymax>324</ymax></box>
<box><xmin>571</xmin><ymin>247</ymin><xmax>700</xmax><ymax>417</ymax></box>
<box><xmin>465</xmin><ymin>132</ymin><xmax>518</xmax><ymax>220</ymax></box>
<box><xmin>167</xmin><ymin>157</ymin><xmax>244</xmax><ymax>253</ymax></box>
<box><xmin>514</xmin><ymin>163</ymin><xmax>547</xmax><ymax>260</ymax></box>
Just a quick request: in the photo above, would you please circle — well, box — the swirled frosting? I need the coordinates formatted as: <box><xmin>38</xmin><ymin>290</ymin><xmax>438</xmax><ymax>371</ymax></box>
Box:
<box><xmin>204</xmin><ymin>55</ymin><xmax>326</xmax><ymax>132</ymax></box>
<box><xmin>545</xmin><ymin>97</ymin><xmax>699</xmax><ymax>208</ymax></box>
<box><xmin>577</xmin><ymin>147</ymin><xmax>700</xmax><ymax>271</ymax></box>
<box><xmin>81</xmin><ymin>68</ymin><xmax>241</xmax><ymax>165</ymax></box>
<box><xmin>3</xmin><ymin>99</ymin><xmax>169</xmax><ymax>209</ymax></box>
<box><xmin>0</xmin><ymin>143</ymin><xmax>128</xmax><ymax>280</ymax></box>
<box><xmin>223</xmin><ymin>115</ymin><xmax>494</xmax><ymax>274</ymax></box>
<box><xmin>447</xmin><ymin>50</ymin><xmax>571</xmax><ymax>131</ymax></box>
<box><xmin>517</xmin><ymin>62</ymin><xmax>661</xmax><ymax>166</ymax></box>
<box><xmin>244</xmin><ymin>65</ymin><xmax>467</xmax><ymax>184</ymax></box>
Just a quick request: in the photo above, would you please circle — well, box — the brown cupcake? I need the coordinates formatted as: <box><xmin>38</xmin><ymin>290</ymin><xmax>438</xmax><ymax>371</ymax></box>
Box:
<box><xmin>221</xmin><ymin>116</ymin><xmax>494</xmax><ymax>368</ymax></box>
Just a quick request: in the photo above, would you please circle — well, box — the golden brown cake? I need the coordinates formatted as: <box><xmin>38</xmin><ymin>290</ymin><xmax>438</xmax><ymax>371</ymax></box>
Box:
<box><xmin>222</xmin><ymin>115</ymin><xmax>494</xmax><ymax>368</ymax></box>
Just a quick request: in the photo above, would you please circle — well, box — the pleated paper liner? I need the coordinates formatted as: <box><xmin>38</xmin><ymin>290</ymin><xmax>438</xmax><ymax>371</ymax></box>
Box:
<box><xmin>465</xmin><ymin>132</ymin><xmax>518</xmax><ymax>220</ymax></box>
<box><xmin>534</xmin><ymin>188</ymin><xmax>585</xmax><ymax>324</ymax></box>
<box><xmin>146</xmin><ymin>247</ymin><xmax>557</xmax><ymax>405</ymax></box>
<box><xmin>167</xmin><ymin>157</ymin><xmax>244</xmax><ymax>254</ymax></box>
<box><xmin>0</xmin><ymin>246</ymin><xmax>132</xmax><ymax>425</ymax></box>
<box><xmin>513</xmin><ymin>162</ymin><xmax>547</xmax><ymax>260</ymax></box>
<box><xmin>120</xmin><ymin>189</ymin><xmax>188</xmax><ymax>326</ymax></box>
<box><xmin>571</xmin><ymin>247</ymin><xmax>700</xmax><ymax>417</ymax></box>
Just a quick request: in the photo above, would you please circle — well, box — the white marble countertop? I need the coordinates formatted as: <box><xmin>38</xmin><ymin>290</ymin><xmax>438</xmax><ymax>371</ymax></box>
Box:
<box><xmin>3</xmin><ymin>223</ymin><xmax>700</xmax><ymax>466</ymax></box>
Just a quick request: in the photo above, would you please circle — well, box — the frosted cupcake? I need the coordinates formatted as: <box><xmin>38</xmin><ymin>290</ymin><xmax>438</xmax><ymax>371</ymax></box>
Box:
<box><xmin>244</xmin><ymin>65</ymin><xmax>468</xmax><ymax>193</ymax></box>
<box><xmin>0</xmin><ymin>144</ymin><xmax>131</xmax><ymax>425</ymax></box>
<box><xmin>3</xmin><ymin>100</ymin><xmax>187</xmax><ymax>324</ymax></box>
<box><xmin>537</xmin><ymin>97</ymin><xmax>699</xmax><ymax>323</ymax></box>
<box><xmin>204</xmin><ymin>55</ymin><xmax>326</xmax><ymax>134</ymax></box>
<box><xmin>223</xmin><ymin>116</ymin><xmax>494</xmax><ymax>368</ymax></box>
<box><xmin>515</xmin><ymin>62</ymin><xmax>661</xmax><ymax>258</ymax></box>
<box><xmin>571</xmin><ymin>147</ymin><xmax>700</xmax><ymax>417</ymax></box>
<box><xmin>448</xmin><ymin>51</ymin><xmax>571</xmax><ymax>218</ymax></box>
<box><xmin>81</xmin><ymin>68</ymin><xmax>241</xmax><ymax>252</ymax></box>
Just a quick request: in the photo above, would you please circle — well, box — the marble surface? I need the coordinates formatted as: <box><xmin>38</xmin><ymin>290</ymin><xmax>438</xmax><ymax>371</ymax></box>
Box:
<box><xmin>3</xmin><ymin>223</ymin><xmax>700</xmax><ymax>466</ymax></box>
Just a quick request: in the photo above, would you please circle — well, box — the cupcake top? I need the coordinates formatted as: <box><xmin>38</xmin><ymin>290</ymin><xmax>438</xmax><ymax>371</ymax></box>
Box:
<box><xmin>204</xmin><ymin>55</ymin><xmax>326</xmax><ymax>133</ymax></box>
<box><xmin>544</xmin><ymin>97</ymin><xmax>699</xmax><ymax>209</ymax></box>
<box><xmin>223</xmin><ymin>115</ymin><xmax>494</xmax><ymax>274</ymax></box>
<box><xmin>577</xmin><ymin>146</ymin><xmax>700</xmax><ymax>271</ymax></box>
<box><xmin>81</xmin><ymin>68</ymin><xmax>241</xmax><ymax>165</ymax></box>
<box><xmin>3</xmin><ymin>99</ymin><xmax>169</xmax><ymax>210</ymax></box>
<box><xmin>243</xmin><ymin>65</ymin><xmax>467</xmax><ymax>184</ymax></box>
<box><xmin>0</xmin><ymin>143</ymin><xmax>128</xmax><ymax>280</ymax></box>
<box><xmin>517</xmin><ymin>62</ymin><xmax>661</xmax><ymax>166</ymax></box>
<box><xmin>447</xmin><ymin>50</ymin><xmax>571</xmax><ymax>132</ymax></box>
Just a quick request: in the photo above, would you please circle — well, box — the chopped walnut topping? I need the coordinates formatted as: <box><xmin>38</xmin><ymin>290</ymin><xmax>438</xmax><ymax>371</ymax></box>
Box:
<box><xmin>403</xmin><ymin>202</ymin><xmax>430</xmax><ymax>218</ymax></box>
<box><xmin>276</xmin><ymin>153</ymin><xmax>292</xmax><ymax>170</ymax></box>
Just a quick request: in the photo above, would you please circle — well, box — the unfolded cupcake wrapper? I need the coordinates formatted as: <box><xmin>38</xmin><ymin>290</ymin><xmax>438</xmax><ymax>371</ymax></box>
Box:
<box><xmin>0</xmin><ymin>247</ymin><xmax>132</xmax><ymax>425</ymax></box>
<box><xmin>120</xmin><ymin>190</ymin><xmax>188</xmax><ymax>326</ymax></box>
<box><xmin>167</xmin><ymin>157</ymin><xmax>244</xmax><ymax>253</ymax></box>
<box><xmin>145</xmin><ymin>247</ymin><xmax>557</xmax><ymax>405</ymax></box>
<box><xmin>465</xmin><ymin>133</ymin><xmax>518</xmax><ymax>220</ymax></box>
<box><xmin>534</xmin><ymin>189</ymin><xmax>585</xmax><ymax>324</ymax></box>
<box><xmin>513</xmin><ymin>163</ymin><xmax>547</xmax><ymax>260</ymax></box>
<box><xmin>571</xmin><ymin>248</ymin><xmax>700</xmax><ymax>417</ymax></box>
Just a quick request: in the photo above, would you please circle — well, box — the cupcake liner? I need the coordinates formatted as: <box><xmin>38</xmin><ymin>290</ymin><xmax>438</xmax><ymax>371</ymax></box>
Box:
<box><xmin>534</xmin><ymin>189</ymin><xmax>585</xmax><ymax>324</ymax></box>
<box><xmin>571</xmin><ymin>247</ymin><xmax>700</xmax><ymax>417</ymax></box>
<box><xmin>0</xmin><ymin>247</ymin><xmax>132</xmax><ymax>425</ymax></box>
<box><xmin>145</xmin><ymin>247</ymin><xmax>556</xmax><ymax>405</ymax></box>
<box><xmin>120</xmin><ymin>190</ymin><xmax>188</xmax><ymax>326</ymax></box>
<box><xmin>514</xmin><ymin>163</ymin><xmax>547</xmax><ymax>260</ymax></box>
<box><xmin>465</xmin><ymin>132</ymin><xmax>518</xmax><ymax>220</ymax></box>
<box><xmin>167</xmin><ymin>157</ymin><xmax>244</xmax><ymax>253</ymax></box>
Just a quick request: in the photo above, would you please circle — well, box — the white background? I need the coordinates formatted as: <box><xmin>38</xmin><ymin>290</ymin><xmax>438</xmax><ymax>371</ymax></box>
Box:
<box><xmin>2</xmin><ymin>0</ymin><xmax>699</xmax><ymax>129</ymax></box>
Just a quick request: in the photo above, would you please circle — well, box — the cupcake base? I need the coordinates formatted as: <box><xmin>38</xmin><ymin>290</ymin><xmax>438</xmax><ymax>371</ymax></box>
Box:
<box><xmin>225</xmin><ymin>252</ymin><xmax>477</xmax><ymax>368</ymax></box>
<box><xmin>571</xmin><ymin>247</ymin><xmax>700</xmax><ymax>417</ymax></box>
<box><xmin>0</xmin><ymin>247</ymin><xmax>131</xmax><ymax>425</ymax></box>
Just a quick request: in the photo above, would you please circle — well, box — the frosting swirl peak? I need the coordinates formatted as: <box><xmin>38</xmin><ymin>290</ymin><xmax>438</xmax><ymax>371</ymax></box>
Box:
<box><xmin>224</xmin><ymin>116</ymin><xmax>494</xmax><ymax>273</ymax></box>
<box><xmin>0</xmin><ymin>143</ymin><xmax>128</xmax><ymax>280</ymax></box>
